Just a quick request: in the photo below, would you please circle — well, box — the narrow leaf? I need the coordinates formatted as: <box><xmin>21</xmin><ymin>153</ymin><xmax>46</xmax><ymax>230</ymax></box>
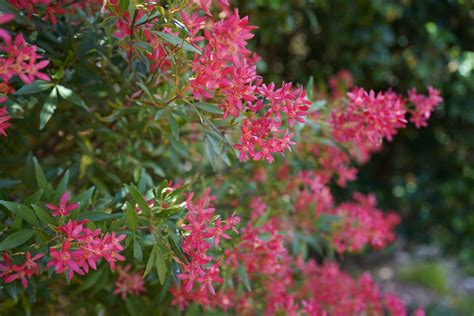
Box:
<box><xmin>125</xmin><ymin>202</ymin><xmax>138</xmax><ymax>232</ymax></box>
<box><xmin>133</xmin><ymin>239</ymin><xmax>143</xmax><ymax>262</ymax></box>
<box><xmin>14</xmin><ymin>81</ymin><xmax>53</xmax><ymax>95</ymax></box>
<box><xmin>33</xmin><ymin>157</ymin><xmax>50</xmax><ymax>191</ymax></box>
<box><xmin>196</xmin><ymin>102</ymin><xmax>223</xmax><ymax>115</ymax></box>
<box><xmin>31</xmin><ymin>204</ymin><xmax>54</xmax><ymax>225</ymax></box>
<box><xmin>143</xmin><ymin>245</ymin><xmax>157</xmax><ymax>277</ymax></box>
<box><xmin>0</xmin><ymin>229</ymin><xmax>35</xmax><ymax>251</ymax></box>
<box><xmin>156</xmin><ymin>31</ymin><xmax>201</xmax><ymax>55</ymax></box>
<box><xmin>155</xmin><ymin>246</ymin><xmax>167</xmax><ymax>285</ymax></box>
<box><xmin>0</xmin><ymin>201</ymin><xmax>40</xmax><ymax>226</ymax></box>
<box><xmin>56</xmin><ymin>85</ymin><xmax>89</xmax><ymax>111</ymax></box>
<box><xmin>39</xmin><ymin>87</ymin><xmax>58</xmax><ymax>130</ymax></box>
<box><xmin>128</xmin><ymin>184</ymin><xmax>151</xmax><ymax>215</ymax></box>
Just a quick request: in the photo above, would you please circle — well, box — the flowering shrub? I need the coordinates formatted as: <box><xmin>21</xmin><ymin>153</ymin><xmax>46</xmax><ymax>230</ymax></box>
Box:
<box><xmin>0</xmin><ymin>1</ymin><xmax>442</xmax><ymax>315</ymax></box>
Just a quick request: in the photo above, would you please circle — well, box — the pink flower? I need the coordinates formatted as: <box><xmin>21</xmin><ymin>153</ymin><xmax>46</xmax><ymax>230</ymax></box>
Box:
<box><xmin>3</xmin><ymin>251</ymin><xmax>44</xmax><ymax>289</ymax></box>
<box><xmin>47</xmin><ymin>240</ymin><xmax>85</xmax><ymax>280</ymax></box>
<box><xmin>0</xmin><ymin>13</ymin><xmax>14</xmax><ymax>25</ymax></box>
<box><xmin>46</xmin><ymin>192</ymin><xmax>79</xmax><ymax>217</ymax></box>
<box><xmin>113</xmin><ymin>264</ymin><xmax>146</xmax><ymax>300</ymax></box>
<box><xmin>385</xmin><ymin>293</ymin><xmax>407</xmax><ymax>316</ymax></box>
<box><xmin>0</xmin><ymin>107</ymin><xmax>12</xmax><ymax>136</ymax></box>
<box><xmin>409</xmin><ymin>86</ymin><xmax>443</xmax><ymax>128</ymax></box>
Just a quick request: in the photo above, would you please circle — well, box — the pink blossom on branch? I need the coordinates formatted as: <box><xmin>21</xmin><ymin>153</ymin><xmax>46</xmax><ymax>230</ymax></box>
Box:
<box><xmin>0</xmin><ymin>252</ymin><xmax>44</xmax><ymax>289</ymax></box>
<box><xmin>409</xmin><ymin>86</ymin><xmax>443</xmax><ymax>128</ymax></box>
<box><xmin>46</xmin><ymin>192</ymin><xmax>79</xmax><ymax>217</ymax></box>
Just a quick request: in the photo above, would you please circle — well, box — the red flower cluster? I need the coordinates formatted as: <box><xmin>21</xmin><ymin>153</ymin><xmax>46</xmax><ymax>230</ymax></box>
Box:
<box><xmin>173</xmin><ymin>189</ymin><xmax>239</xmax><ymax>301</ymax></box>
<box><xmin>330</xmin><ymin>86</ymin><xmax>442</xmax><ymax>163</ymax></box>
<box><xmin>186</xmin><ymin>6</ymin><xmax>310</xmax><ymax>163</ymax></box>
<box><xmin>331</xmin><ymin>88</ymin><xmax>407</xmax><ymax>156</ymax></box>
<box><xmin>113</xmin><ymin>264</ymin><xmax>146</xmax><ymax>300</ymax></box>
<box><xmin>0</xmin><ymin>11</ymin><xmax>50</xmax><ymax>136</ymax></box>
<box><xmin>285</xmin><ymin>171</ymin><xmax>398</xmax><ymax>252</ymax></box>
<box><xmin>47</xmin><ymin>219</ymin><xmax>125</xmax><ymax>280</ymax></box>
<box><xmin>331</xmin><ymin>193</ymin><xmax>400</xmax><ymax>252</ymax></box>
<box><xmin>409</xmin><ymin>86</ymin><xmax>443</xmax><ymax>128</ymax></box>
<box><xmin>0</xmin><ymin>252</ymin><xmax>44</xmax><ymax>289</ymax></box>
<box><xmin>7</xmin><ymin>0</ymin><xmax>101</xmax><ymax>25</ymax></box>
<box><xmin>299</xmin><ymin>261</ymin><xmax>424</xmax><ymax>316</ymax></box>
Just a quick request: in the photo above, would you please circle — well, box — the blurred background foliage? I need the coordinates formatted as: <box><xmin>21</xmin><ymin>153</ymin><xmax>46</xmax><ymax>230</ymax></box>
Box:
<box><xmin>236</xmin><ymin>0</ymin><xmax>474</xmax><ymax>263</ymax></box>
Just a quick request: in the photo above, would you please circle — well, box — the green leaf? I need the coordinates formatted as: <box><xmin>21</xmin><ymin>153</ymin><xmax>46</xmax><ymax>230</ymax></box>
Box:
<box><xmin>32</xmin><ymin>157</ymin><xmax>50</xmax><ymax>191</ymax></box>
<box><xmin>168</xmin><ymin>134</ymin><xmax>188</xmax><ymax>158</ymax></box>
<box><xmin>168</xmin><ymin>113</ymin><xmax>179</xmax><ymax>139</ymax></box>
<box><xmin>254</xmin><ymin>208</ymin><xmax>271</xmax><ymax>228</ymax></box>
<box><xmin>119</xmin><ymin>0</ymin><xmax>130</xmax><ymax>16</ymax></box>
<box><xmin>77</xmin><ymin>267</ymin><xmax>106</xmax><ymax>292</ymax></box>
<box><xmin>56</xmin><ymin>85</ymin><xmax>89</xmax><ymax>111</ymax></box>
<box><xmin>306</xmin><ymin>76</ymin><xmax>314</xmax><ymax>100</ymax></box>
<box><xmin>55</xmin><ymin>170</ymin><xmax>70</xmax><ymax>199</ymax></box>
<box><xmin>205</xmin><ymin>135</ymin><xmax>216</xmax><ymax>169</ymax></box>
<box><xmin>77</xmin><ymin>211</ymin><xmax>124</xmax><ymax>222</ymax></box>
<box><xmin>0</xmin><ymin>229</ymin><xmax>35</xmax><ymax>251</ymax></box>
<box><xmin>156</xmin><ymin>31</ymin><xmax>201</xmax><ymax>55</ymax></box>
<box><xmin>155</xmin><ymin>246</ymin><xmax>167</xmax><ymax>285</ymax></box>
<box><xmin>0</xmin><ymin>201</ymin><xmax>39</xmax><ymax>226</ymax></box>
<box><xmin>133</xmin><ymin>239</ymin><xmax>143</xmax><ymax>262</ymax></box>
<box><xmin>237</xmin><ymin>263</ymin><xmax>251</xmax><ymax>291</ymax></box>
<box><xmin>128</xmin><ymin>184</ymin><xmax>151</xmax><ymax>215</ymax></box>
<box><xmin>125</xmin><ymin>202</ymin><xmax>138</xmax><ymax>232</ymax></box>
<box><xmin>31</xmin><ymin>204</ymin><xmax>54</xmax><ymax>225</ymax></box>
<box><xmin>39</xmin><ymin>87</ymin><xmax>58</xmax><ymax>130</ymax></box>
<box><xmin>71</xmin><ymin>187</ymin><xmax>95</xmax><ymax>211</ymax></box>
<box><xmin>14</xmin><ymin>81</ymin><xmax>53</xmax><ymax>95</ymax></box>
<box><xmin>143</xmin><ymin>245</ymin><xmax>157</xmax><ymax>277</ymax></box>
<box><xmin>5</xmin><ymin>282</ymin><xmax>18</xmax><ymax>303</ymax></box>
<box><xmin>196</xmin><ymin>102</ymin><xmax>223</xmax><ymax>115</ymax></box>
<box><xmin>0</xmin><ymin>179</ymin><xmax>21</xmax><ymax>188</ymax></box>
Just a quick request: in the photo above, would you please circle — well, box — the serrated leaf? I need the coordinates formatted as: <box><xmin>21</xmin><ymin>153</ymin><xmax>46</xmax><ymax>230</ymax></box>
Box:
<box><xmin>0</xmin><ymin>229</ymin><xmax>35</xmax><ymax>251</ymax></box>
<box><xmin>156</xmin><ymin>31</ymin><xmax>201</xmax><ymax>55</ymax></box>
<box><xmin>31</xmin><ymin>204</ymin><xmax>54</xmax><ymax>225</ymax></box>
<box><xmin>128</xmin><ymin>184</ymin><xmax>151</xmax><ymax>216</ymax></box>
<box><xmin>39</xmin><ymin>87</ymin><xmax>58</xmax><ymax>130</ymax></box>
<box><xmin>143</xmin><ymin>245</ymin><xmax>157</xmax><ymax>277</ymax></box>
<box><xmin>14</xmin><ymin>81</ymin><xmax>53</xmax><ymax>95</ymax></box>
<box><xmin>56</xmin><ymin>85</ymin><xmax>89</xmax><ymax>111</ymax></box>
<box><xmin>155</xmin><ymin>246</ymin><xmax>167</xmax><ymax>285</ymax></box>
<box><xmin>0</xmin><ymin>201</ymin><xmax>39</xmax><ymax>226</ymax></box>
